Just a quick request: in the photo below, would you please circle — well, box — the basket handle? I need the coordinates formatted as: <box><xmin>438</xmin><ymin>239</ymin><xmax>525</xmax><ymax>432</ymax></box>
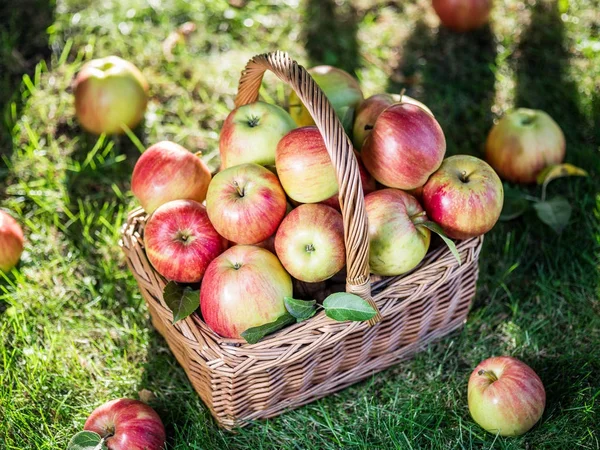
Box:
<box><xmin>235</xmin><ymin>51</ymin><xmax>381</xmax><ymax>325</ymax></box>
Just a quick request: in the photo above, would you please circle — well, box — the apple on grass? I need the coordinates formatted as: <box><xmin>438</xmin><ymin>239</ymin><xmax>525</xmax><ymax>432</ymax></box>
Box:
<box><xmin>468</xmin><ymin>356</ymin><xmax>546</xmax><ymax>436</ymax></box>
<box><xmin>200</xmin><ymin>245</ymin><xmax>292</xmax><ymax>339</ymax></box>
<box><xmin>132</xmin><ymin>141</ymin><xmax>212</xmax><ymax>214</ymax></box>
<box><xmin>0</xmin><ymin>211</ymin><xmax>24</xmax><ymax>272</ymax></box>
<box><xmin>422</xmin><ymin>155</ymin><xmax>503</xmax><ymax>240</ymax></box>
<box><xmin>219</xmin><ymin>101</ymin><xmax>296</xmax><ymax>169</ymax></box>
<box><xmin>73</xmin><ymin>56</ymin><xmax>148</xmax><ymax>135</ymax></box>
<box><xmin>432</xmin><ymin>0</ymin><xmax>493</xmax><ymax>32</ymax></box>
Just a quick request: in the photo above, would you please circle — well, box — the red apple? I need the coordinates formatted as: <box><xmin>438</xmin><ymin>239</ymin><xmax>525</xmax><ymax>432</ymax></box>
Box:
<box><xmin>361</xmin><ymin>103</ymin><xmax>446</xmax><ymax>190</ymax></box>
<box><xmin>365</xmin><ymin>189</ymin><xmax>431</xmax><ymax>276</ymax></box>
<box><xmin>276</xmin><ymin>126</ymin><xmax>338</xmax><ymax>203</ymax></box>
<box><xmin>132</xmin><ymin>141</ymin><xmax>212</xmax><ymax>214</ymax></box>
<box><xmin>73</xmin><ymin>56</ymin><xmax>148</xmax><ymax>135</ymax></box>
<box><xmin>144</xmin><ymin>200</ymin><xmax>227</xmax><ymax>283</ymax></box>
<box><xmin>0</xmin><ymin>211</ymin><xmax>24</xmax><ymax>272</ymax></box>
<box><xmin>206</xmin><ymin>163</ymin><xmax>287</xmax><ymax>245</ymax></box>
<box><xmin>200</xmin><ymin>245</ymin><xmax>292</xmax><ymax>339</ymax></box>
<box><xmin>322</xmin><ymin>150</ymin><xmax>376</xmax><ymax>211</ymax></box>
<box><xmin>83</xmin><ymin>398</ymin><xmax>165</xmax><ymax>450</ymax></box>
<box><xmin>423</xmin><ymin>155</ymin><xmax>503</xmax><ymax>240</ymax></box>
<box><xmin>219</xmin><ymin>101</ymin><xmax>296</xmax><ymax>169</ymax></box>
<box><xmin>275</xmin><ymin>204</ymin><xmax>345</xmax><ymax>282</ymax></box>
<box><xmin>468</xmin><ymin>356</ymin><xmax>546</xmax><ymax>436</ymax></box>
<box><xmin>432</xmin><ymin>0</ymin><xmax>492</xmax><ymax>32</ymax></box>
<box><xmin>485</xmin><ymin>108</ymin><xmax>566</xmax><ymax>184</ymax></box>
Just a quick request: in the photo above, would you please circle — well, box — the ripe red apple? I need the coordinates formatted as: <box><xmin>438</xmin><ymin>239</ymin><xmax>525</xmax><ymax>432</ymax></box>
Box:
<box><xmin>365</xmin><ymin>189</ymin><xmax>431</xmax><ymax>276</ymax></box>
<box><xmin>485</xmin><ymin>108</ymin><xmax>566</xmax><ymax>184</ymax></box>
<box><xmin>132</xmin><ymin>141</ymin><xmax>212</xmax><ymax>214</ymax></box>
<box><xmin>468</xmin><ymin>356</ymin><xmax>546</xmax><ymax>436</ymax></box>
<box><xmin>206</xmin><ymin>163</ymin><xmax>287</xmax><ymax>245</ymax></box>
<box><xmin>432</xmin><ymin>0</ymin><xmax>492</xmax><ymax>32</ymax></box>
<box><xmin>83</xmin><ymin>398</ymin><xmax>165</xmax><ymax>450</ymax></box>
<box><xmin>0</xmin><ymin>211</ymin><xmax>24</xmax><ymax>272</ymax></box>
<box><xmin>200</xmin><ymin>245</ymin><xmax>292</xmax><ymax>339</ymax></box>
<box><xmin>276</xmin><ymin>126</ymin><xmax>338</xmax><ymax>203</ymax></box>
<box><xmin>361</xmin><ymin>103</ymin><xmax>446</xmax><ymax>190</ymax></box>
<box><xmin>219</xmin><ymin>101</ymin><xmax>296</xmax><ymax>169</ymax></box>
<box><xmin>275</xmin><ymin>204</ymin><xmax>345</xmax><ymax>282</ymax></box>
<box><xmin>422</xmin><ymin>155</ymin><xmax>503</xmax><ymax>240</ymax></box>
<box><xmin>73</xmin><ymin>56</ymin><xmax>148</xmax><ymax>135</ymax></box>
<box><xmin>144</xmin><ymin>200</ymin><xmax>227</xmax><ymax>283</ymax></box>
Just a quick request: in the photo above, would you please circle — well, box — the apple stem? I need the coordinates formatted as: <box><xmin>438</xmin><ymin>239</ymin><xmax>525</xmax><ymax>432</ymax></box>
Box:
<box><xmin>194</xmin><ymin>151</ymin><xmax>203</xmax><ymax>158</ymax></box>
<box><xmin>478</xmin><ymin>369</ymin><xmax>498</xmax><ymax>382</ymax></box>
<box><xmin>410</xmin><ymin>211</ymin><xmax>427</xmax><ymax>223</ymax></box>
<box><xmin>399</xmin><ymin>88</ymin><xmax>406</xmax><ymax>103</ymax></box>
<box><xmin>233</xmin><ymin>181</ymin><xmax>245</xmax><ymax>197</ymax></box>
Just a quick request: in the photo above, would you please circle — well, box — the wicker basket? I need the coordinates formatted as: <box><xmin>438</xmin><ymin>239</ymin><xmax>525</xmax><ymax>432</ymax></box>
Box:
<box><xmin>120</xmin><ymin>51</ymin><xmax>484</xmax><ymax>429</ymax></box>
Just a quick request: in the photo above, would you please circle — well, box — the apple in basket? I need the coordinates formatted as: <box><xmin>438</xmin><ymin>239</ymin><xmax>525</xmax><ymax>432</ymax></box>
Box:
<box><xmin>73</xmin><ymin>56</ymin><xmax>148</xmax><ymax>135</ymax></box>
<box><xmin>200</xmin><ymin>245</ymin><xmax>292</xmax><ymax>339</ymax></box>
<box><xmin>361</xmin><ymin>103</ymin><xmax>446</xmax><ymax>190</ymax></box>
<box><xmin>132</xmin><ymin>141</ymin><xmax>212</xmax><ymax>214</ymax></box>
<box><xmin>422</xmin><ymin>155</ymin><xmax>503</xmax><ymax>240</ymax></box>
<box><xmin>432</xmin><ymin>0</ymin><xmax>493</xmax><ymax>33</ymax></box>
<box><xmin>219</xmin><ymin>101</ymin><xmax>296</xmax><ymax>169</ymax></box>
<box><xmin>0</xmin><ymin>210</ymin><xmax>24</xmax><ymax>272</ymax></box>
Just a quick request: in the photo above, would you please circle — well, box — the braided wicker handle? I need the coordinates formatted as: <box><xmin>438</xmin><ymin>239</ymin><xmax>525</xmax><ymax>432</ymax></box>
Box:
<box><xmin>235</xmin><ymin>51</ymin><xmax>381</xmax><ymax>325</ymax></box>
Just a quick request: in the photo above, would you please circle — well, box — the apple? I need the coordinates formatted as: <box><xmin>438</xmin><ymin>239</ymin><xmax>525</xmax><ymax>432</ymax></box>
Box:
<box><xmin>485</xmin><ymin>108</ymin><xmax>566</xmax><ymax>184</ymax></box>
<box><xmin>361</xmin><ymin>103</ymin><xmax>446</xmax><ymax>190</ymax></box>
<box><xmin>365</xmin><ymin>189</ymin><xmax>431</xmax><ymax>276</ymax></box>
<box><xmin>276</xmin><ymin>126</ymin><xmax>338</xmax><ymax>203</ymax></box>
<box><xmin>144</xmin><ymin>199</ymin><xmax>227</xmax><ymax>283</ymax></box>
<box><xmin>288</xmin><ymin>65</ymin><xmax>363</xmax><ymax>134</ymax></box>
<box><xmin>200</xmin><ymin>245</ymin><xmax>292</xmax><ymax>339</ymax></box>
<box><xmin>353</xmin><ymin>93</ymin><xmax>434</xmax><ymax>150</ymax></box>
<box><xmin>275</xmin><ymin>204</ymin><xmax>345</xmax><ymax>282</ymax></box>
<box><xmin>423</xmin><ymin>155</ymin><xmax>503</xmax><ymax>239</ymax></box>
<box><xmin>219</xmin><ymin>101</ymin><xmax>296</xmax><ymax>169</ymax></box>
<box><xmin>206</xmin><ymin>163</ymin><xmax>287</xmax><ymax>245</ymax></box>
<box><xmin>0</xmin><ymin>211</ymin><xmax>24</xmax><ymax>272</ymax></box>
<box><xmin>132</xmin><ymin>141</ymin><xmax>212</xmax><ymax>214</ymax></box>
<box><xmin>73</xmin><ymin>56</ymin><xmax>148</xmax><ymax>135</ymax></box>
<box><xmin>83</xmin><ymin>398</ymin><xmax>165</xmax><ymax>450</ymax></box>
<box><xmin>468</xmin><ymin>356</ymin><xmax>546</xmax><ymax>436</ymax></box>
<box><xmin>432</xmin><ymin>0</ymin><xmax>492</xmax><ymax>32</ymax></box>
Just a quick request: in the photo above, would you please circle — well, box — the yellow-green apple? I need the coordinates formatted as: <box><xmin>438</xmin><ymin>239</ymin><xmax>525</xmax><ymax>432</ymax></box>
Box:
<box><xmin>219</xmin><ymin>101</ymin><xmax>296</xmax><ymax>169</ymax></box>
<box><xmin>200</xmin><ymin>245</ymin><xmax>292</xmax><ymax>338</ymax></box>
<box><xmin>432</xmin><ymin>0</ymin><xmax>492</xmax><ymax>32</ymax></box>
<box><xmin>485</xmin><ymin>108</ymin><xmax>565</xmax><ymax>184</ymax></box>
<box><xmin>275</xmin><ymin>204</ymin><xmax>345</xmax><ymax>282</ymax></box>
<box><xmin>353</xmin><ymin>93</ymin><xmax>434</xmax><ymax>150</ymax></box>
<box><xmin>468</xmin><ymin>356</ymin><xmax>546</xmax><ymax>436</ymax></box>
<box><xmin>422</xmin><ymin>155</ymin><xmax>503</xmax><ymax>239</ymax></box>
<box><xmin>361</xmin><ymin>103</ymin><xmax>446</xmax><ymax>190</ymax></box>
<box><xmin>132</xmin><ymin>141</ymin><xmax>212</xmax><ymax>214</ymax></box>
<box><xmin>206</xmin><ymin>163</ymin><xmax>287</xmax><ymax>244</ymax></box>
<box><xmin>365</xmin><ymin>189</ymin><xmax>431</xmax><ymax>276</ymax></box>
<box><xmin>73</xmin><ymin>56</ymin><xmax>148</xmax><ymax>135</ymax></box>
<box><xmin>144</xmin><ymin>200</ymin><xmax>227</xmax><ymax>283</ymax></box>
<box><xmin>83</xmin><ymin>398</ymin><xmax>166</xmax><ymax>450</ymax></box>
<box><xmin>288</xmin><ymin>65</ymin><xmax>363</xmax><ymax>134</ymax></box>
<box><xmin>276</xmin><ymin>126</ymin><xmax>338</xmax><ymax>203</ymax></box>
<box><xmin>0</xmin><ymin>211</ymin><xmax>24</xmax><ymax>272</ymax></box>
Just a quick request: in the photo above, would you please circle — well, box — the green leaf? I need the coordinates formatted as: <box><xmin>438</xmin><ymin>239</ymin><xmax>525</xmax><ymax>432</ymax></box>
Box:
<box><xmin>420</xmin><ymin>221</ymin><xmax>461</xmax><ymax>265</ymax></box>
<box><xmin>533</xmin><ymin>196</ymin><xmax>572</xmax><ymax>234</ymax></box>
<box><xmin>500</xmin><ymin>185</ymin><xmax>530</xmax><ymax>221</ymax></box>
<box><xmin>339</xmin><ymin>105</ymin><xmax>356</xmax><ymax>138</ymax></box>
<box><xmin>67</xmin><ymin>431</ymin><xmax>107</xmax><ymax>450</ymax></box>
<box><xmin>284</xmin><ymin>297</ymin><xmax>317</xmax><ymax>322</ymax></box>
<box><xmin>163</xmin><ymin>281</ymin><xmax>199</xmax><ymax>324</ymax></box>
<box><xmin>323</xmin><ymin>292</ymin><xmax>377</xmax><ymax>322</ymax></box>
<box><xmin>241</xmin><ymin>313</ymin><xmax>296</xmax><ymax>344</ymax></box>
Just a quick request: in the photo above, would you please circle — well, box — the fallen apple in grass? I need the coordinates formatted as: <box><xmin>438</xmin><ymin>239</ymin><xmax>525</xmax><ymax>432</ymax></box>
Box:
<box><xmin>468</xmin><ymin>356</ymin><xmax>546</xmax><ymax>436</ymax></box>
<box><xmin>0</xmin><ymin>210</ymin><xmax>24</xmax><ymax>272</ymax></box>
<box><xmin>432</xmin><ymin>0</ymin><xmax>493</xmax><ymax>32</ymax></box>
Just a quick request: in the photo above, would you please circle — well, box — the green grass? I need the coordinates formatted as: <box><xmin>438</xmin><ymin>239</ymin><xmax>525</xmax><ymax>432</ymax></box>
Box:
<box><xmin>1</xmin><ymin>0</ymin><xmax>599</xmax><ymax>448</ymax></box>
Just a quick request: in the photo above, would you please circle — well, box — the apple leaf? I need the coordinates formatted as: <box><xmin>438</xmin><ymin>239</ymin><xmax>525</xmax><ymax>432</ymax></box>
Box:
<box><xmin>323</xmin><ymin>292</ymin><xmax>377</xmax><ymax>322</ymax></box>
<box><xmin>533</xmin><ymin>196</ymin><xmax>572</xmax><ymax>234</ymax></box>
<box><xmin>241</xmin><ymin>313</ymin><xmax>296</xmax><ymax>344</ymax></box>
<box><xmin>163</xmin><ymin>281</ymin><xmax>199</xmax><ymax>324</ymax></box>
<box><xmin>537</xmin><ymin>163</ymin><xmax>588</xmax><ymax>200</ymax></box>
<box><xmin>339</xmin><ymin>105</ymin><xmax>356</xmax><ymax>138</ymax></box>
<box><xmin>420</xmin><ymin>221</ymin><xmax>461</xmax><ymax>266</ymax></box>
<box><xmin>500</xmin><ymin>185</ymin><xmax>530</xmax><ymax>221</ymax></box>
<box><xmin>284</xmin><ymin>297</ymin><xmax>317</xmax><ymax>322</ymax></box>
<box><xmin>67</xmin><ymin>431</ymin><xmax>107</xmax><ymax>450</ymax></box>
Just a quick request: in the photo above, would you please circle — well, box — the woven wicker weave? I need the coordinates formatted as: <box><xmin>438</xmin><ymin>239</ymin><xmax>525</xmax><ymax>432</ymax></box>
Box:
<box><xmin>120</xmin><ymin>52</ymin><xmax>484</xmax><ymax>429</ymax></box>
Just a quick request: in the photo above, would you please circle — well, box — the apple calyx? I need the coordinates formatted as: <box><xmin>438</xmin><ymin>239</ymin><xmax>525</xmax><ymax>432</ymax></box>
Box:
<box><xmin>247</xmin><ymin>115</ymin><xmax>260</xmax><ymax>128</ymax></box>
<box><xmin>233</xmin><ymin>262</ymin><xmax>242</xmax><ymax>270</ymax></box>
<box><xmin>478</xmin><ymin>369</ymin><xmax>499</xmax><ymax>382</ymax></box>
<box><xmin>305</xmin><ymin>243</ymin><xmax>316</xmax><ymax>253</ymax></box>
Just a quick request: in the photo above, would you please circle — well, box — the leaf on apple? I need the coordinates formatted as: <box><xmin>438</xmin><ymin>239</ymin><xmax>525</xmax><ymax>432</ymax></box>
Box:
<box><xmin>67</xmin><ymin>431</ymin><xmax>107</xmax><ymax>450</ymax></box>
<box><xmin>533</xmin><ymin>196</ymin><xmax>572</xmax><ymax>234</ymax></box>
<box><xmin>420</xmin><ymin>221</ymin><xmax>461</xmax><ymax>265</ymax></box>
<box><xmin>323</xmin><ymin>292</ymin><xmax>377</xmax><ymax>322</ymax></box>
<box><xmin>163</xmin><ymin>281</ymin><xmax>199</xmax><ymax>324</ymax></box>
<box><xmin>284</xmin><ymin>297</ymin><xmax>317</xmax><ymax>322</ymax></box>
<box><xmin>241</xmin><ymin>313</ymin><xmax>296</xmax><ymax>344</ymax></box>
<box><xmin>500</xmin><ymin>185</ymin><xmax>530</xmax><ymax>221</ymax></box>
